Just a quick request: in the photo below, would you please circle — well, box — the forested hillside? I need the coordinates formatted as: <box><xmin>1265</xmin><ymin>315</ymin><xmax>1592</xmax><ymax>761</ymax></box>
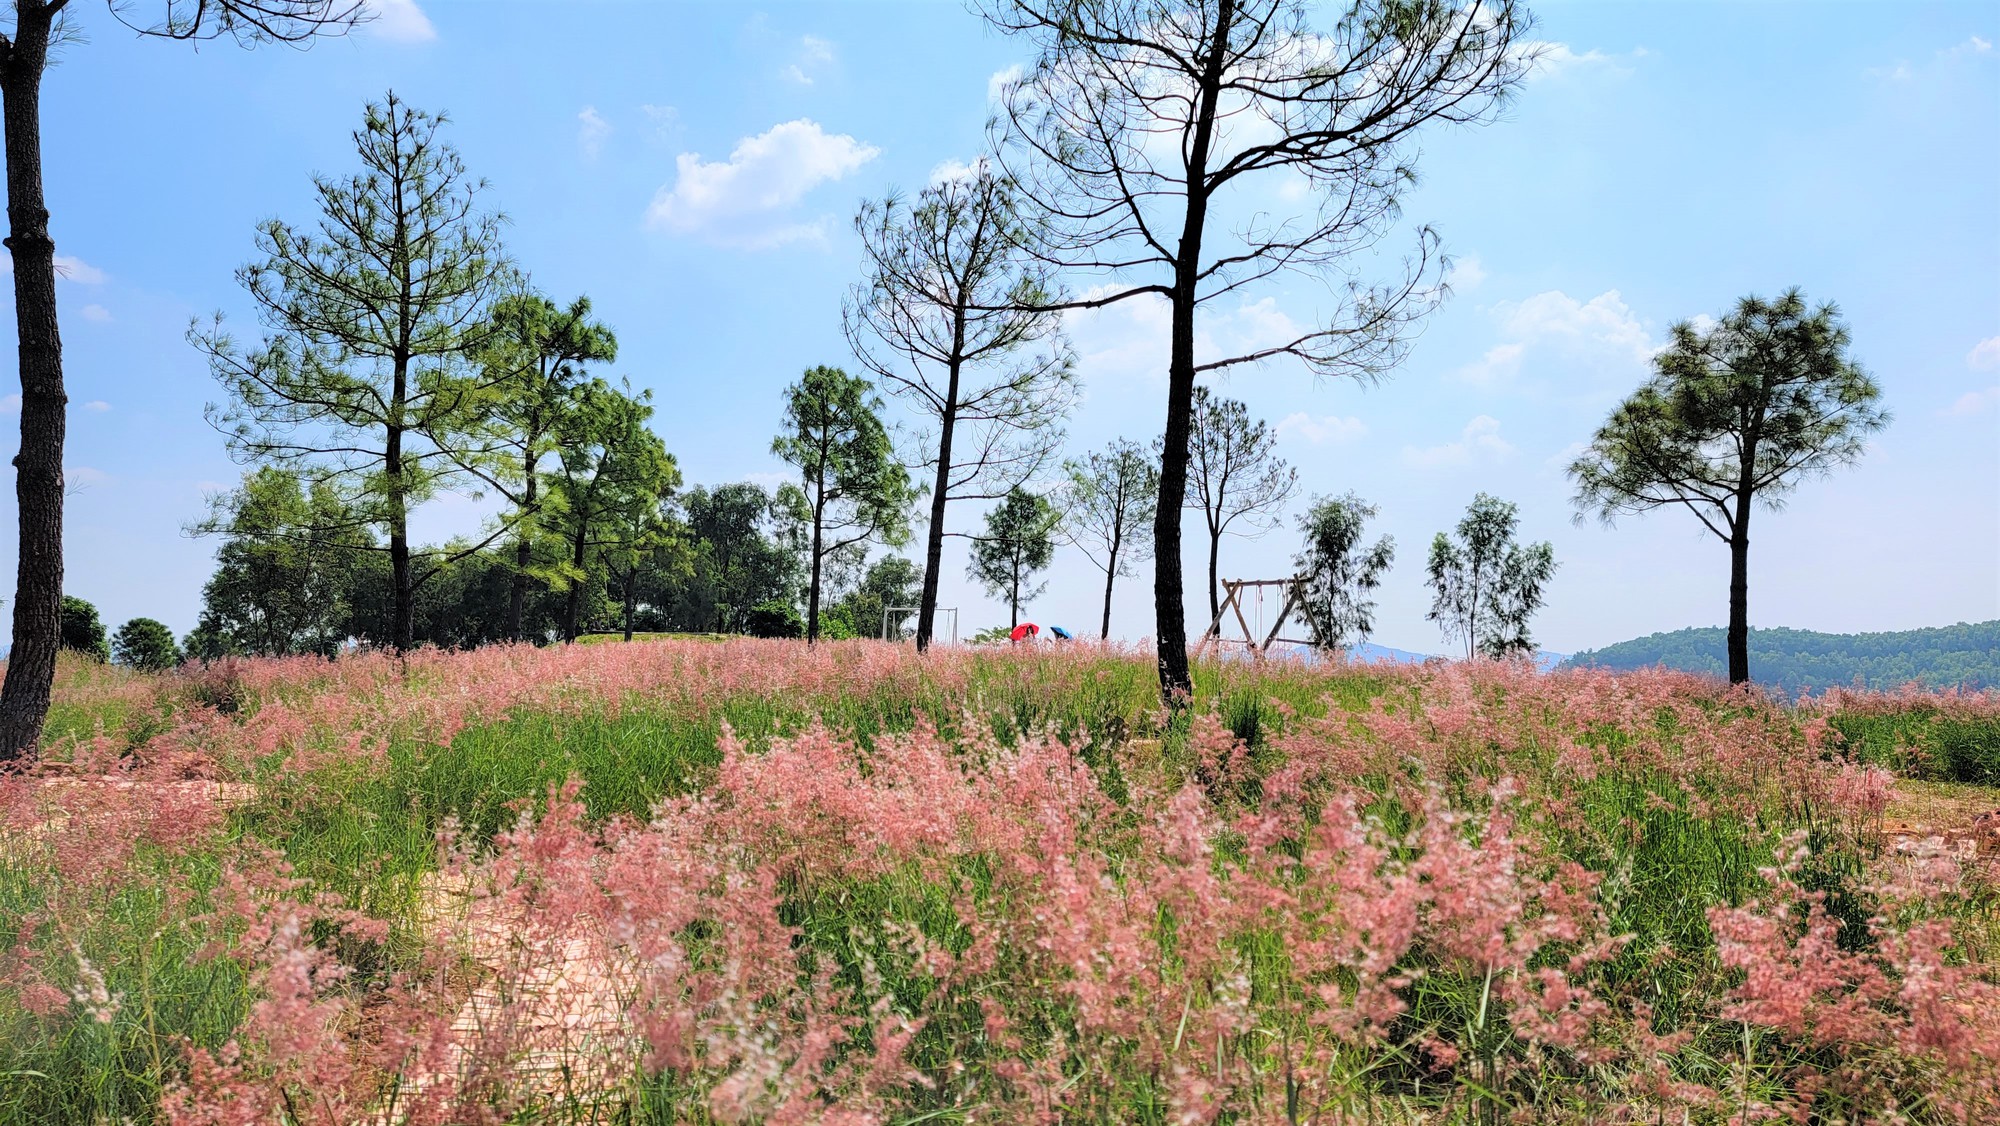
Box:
<box><xmin>1560</xmin><ymin>621</ymin><xmax>1998</xmax><ymax>692</ymax></box>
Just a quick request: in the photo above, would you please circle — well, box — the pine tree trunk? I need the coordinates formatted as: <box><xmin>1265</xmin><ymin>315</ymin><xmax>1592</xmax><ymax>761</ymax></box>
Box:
<box><xmin>1155</xmin><ymin>331</ymin><xmax>1196</xmax><ymax>702</ymax></box>
<box><xmin>563</xmin><ymin>520</ymin><xmax>588</xmax><ymax>642</ymax></box>
<box><xmin>1099</xmin><ymin>541</ymin><xmax>1119</xmax><ymax>640</ymax></box>
<box><xmin>386</xmin><ymin>419</ymin><xmax>414</xmax><ymax>653</ymax></box>
<box><xmin>622</xmin><ymin>572</ymin><xmax>636</xmax><ymax>641</ymax></box>
<box><xmin>1206</xmin><ymin>526</ymin><xmax>1223</xmax><ymax>627</ymax></box>
<box><xmin>508</xmin><ymin>445</ymin><xmax>536</xmax><ymax>641</ymax></box>
<box><xmin>1153</xmin><ymin>0</ymin><xmax>1234</xmax><ymax>707</ymax></box>
<box><xmin>0</xmin><ymin>10</ymin><xmax>61</xmax><ymax>764</ymax></box>
<box><xmin>806</xmin><ymin>493</ymin><xmax>825</xmax><ymax>644</ymax></box>
<box><xmin>1728</xmin><ymin>500</ymin><xmax>1752</xmax><ymax>686</ymax></box>
<box><xmin>915</xmin><ymin>382</ymin><xmax>959</xmax><ymax>652</ymax></box>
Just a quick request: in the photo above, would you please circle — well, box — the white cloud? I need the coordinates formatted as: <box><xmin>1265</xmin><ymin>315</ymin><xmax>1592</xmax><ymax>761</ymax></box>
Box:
<box><xmin>928</xmin><ymin>157</ymin><xmax>985</xmax><ymax>185</ymax></box>
<box><xmin>988</xmin><ymin>64</ymin><xmax>1025</xmax><ymax>104</ymax></box>
<box><xmin>1276</xmin><ymin>412</ymin><xmax>1367</xmax><ymax>445</ymax></box>
<box><xmin>1455</xmin><ymin>289</ymin><xmax>1655</xmax><ymax>388</ymax></box>
<box><xmin>1522</xmin><ymin>41</ymin><xmax>1644</xmax><ymax>82</ymax></box>
<box><xmin>66</xmin><ymin>465</ymin><xmax>109</xmax><ymax>489</ymax></box>
<box><xmin>0</xmin><ymin>393</ymin><xmax>17</xmax><ymax>413</ymax></box>
<box><xmin>1941</xmin><ymin>35</ymin><xmax>1993</xmax><ymax>61</ymax></box>
<box><xmin>785</xmin><ymin>35</ymin><xmax>836</xmax><ymax>85</ymax></box>
<box><xmin>640</xmin><ymin>104</ymin><xmax>682</xmax><ymax>142</ymax></box>
<box><xmin>1444</xmin><ymin>254</ymin><xmax>1486</xmax><ymax>292</ymax></box>
<box><xmin>80</xmin><ymin>304</ymin><xmax>112</xmax><ymax>323</ymax></box>
<box><xmin>1870</xmin><ymin>35</ymin><xmax>1991</xmax><ymax>81</ymax></box>
<box><xmin>83</xmin><ymin>400</ymin><xmax>110</xmax><ymax>412</ymax></box>
<box><xmin>645</xmin><ymin>119</ymin><xmax>879</xmax><ymax>249</ymax></box>
<box><xmin>1402</xmin><ymin>415</ymin><xmax>1515</xmax><ymax>468</ymax></box>
<box><xmin>578</xmin><ymin>106</ymin><xmax>612</xmax><ymax>159</ymax></box>
<box><xmin>1967</xmin><ymin>336</ymin><xmax>2000</xmax><ymax>371</ymax></box>
<box><xmin>52</xmin><ymin>255</ymin><xmax>106</xmax><ymax>284</ymax></box>
<box><xmin>1067</xmin><ymin>293</ymin><xmax>1314</xmax><ymax>388</ymax></box>
<box><xmin>362</xmin><ymin>0</ymin><xmax>435</xmax><ymax>44</ymax></box>
<box><xmin>1947</xmin><ymin>386</ymin><xmax>2000</xmax><ymax>416</ymax></box>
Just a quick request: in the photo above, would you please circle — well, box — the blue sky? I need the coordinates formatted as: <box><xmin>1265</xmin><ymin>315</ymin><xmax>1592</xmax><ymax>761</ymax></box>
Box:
<box><xmin>6</xmin><ymin>0</ymin><xmax>1996</xmax><ymax>654</ymax></box>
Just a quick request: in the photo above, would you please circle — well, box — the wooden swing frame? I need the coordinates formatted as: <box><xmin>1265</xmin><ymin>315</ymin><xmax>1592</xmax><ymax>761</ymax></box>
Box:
<box><xmin>1197</xmin><ymin>576</ymin><xmax>1328</xmax><ymax>659</ymax></box>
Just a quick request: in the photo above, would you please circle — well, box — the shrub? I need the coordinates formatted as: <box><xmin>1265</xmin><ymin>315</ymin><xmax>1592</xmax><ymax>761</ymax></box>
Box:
<box><xmin>742</xmin><ymin>598</ymin><xmax>803</xmax><ymax>638</ymax></box>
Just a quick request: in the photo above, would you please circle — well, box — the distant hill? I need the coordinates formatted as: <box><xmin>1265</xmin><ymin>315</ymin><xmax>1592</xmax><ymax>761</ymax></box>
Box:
<box><xmin>1559</xmin><ymin>621</ymin><xmax>1999</xmax><ymax>693</ymax></box>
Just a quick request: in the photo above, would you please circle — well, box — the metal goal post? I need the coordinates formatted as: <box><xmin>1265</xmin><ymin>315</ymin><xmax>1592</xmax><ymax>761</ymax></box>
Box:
<box><xmin>883</xmin><ymin>606</ymin><xmax>956</xmax><ymax>644</ymax></box>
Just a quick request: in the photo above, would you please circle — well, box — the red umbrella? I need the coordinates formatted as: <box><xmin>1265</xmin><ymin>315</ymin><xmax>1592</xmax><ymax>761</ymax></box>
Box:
<box><xmin>1008</xmin><ymin>622</ymin><xmax>1039</xmax><ymax>642</ymax></box>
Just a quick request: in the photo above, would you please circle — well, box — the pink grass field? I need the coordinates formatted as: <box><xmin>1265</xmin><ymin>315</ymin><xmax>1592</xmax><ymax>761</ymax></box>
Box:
<box><xmin>2</xmin><ymin>641</ymin><xmax>1997</xmax><ymax>1124</ymax></box>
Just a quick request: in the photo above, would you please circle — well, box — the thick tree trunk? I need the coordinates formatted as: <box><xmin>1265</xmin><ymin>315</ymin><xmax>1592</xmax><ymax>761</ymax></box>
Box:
<box><xmin>1155</xmin><ymin>326</ymin><xmax>1197</xmax><ymax>702</ymax></box>
<box><xmin>1152</xmin><ymin>0</ymin><xmax>1233</xmax><ymax>706</ymax></box>
<box><xmin>1728</xmin><ymin>498</ymin><xmax>1752</xmax><ymax>685</ymax></box>
<box><xmin>0</xmin><ymin>13</ymin><xmax>61</xmax><ymax>764</ymax></box>
<box><xmin>1009</xmin><ymin>570</ymin><xmax>1019</xmax><ymax>629</ymax></box>
<box><xmin>914</xmin><ymin>387</ymin><xmax>958</xmax><ymax>652</ymax></box>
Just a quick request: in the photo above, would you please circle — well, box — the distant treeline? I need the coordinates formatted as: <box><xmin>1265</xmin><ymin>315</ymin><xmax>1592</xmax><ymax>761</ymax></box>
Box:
<box><xmin>1559</xmin><ymin>622</ymin><xmax>2000</xmax><ymax>693</ymax></box>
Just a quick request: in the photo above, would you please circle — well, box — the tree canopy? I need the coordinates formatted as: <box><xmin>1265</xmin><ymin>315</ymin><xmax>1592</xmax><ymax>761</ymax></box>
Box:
<box><xmin>1570</xmin><ymin>288</ymin><xmax>1886</xmax><ymax>683</ymax></box>
<box><xmin>1294</xmin><ymin>493</ymin><xmax>1395</xmax><ymax>652</ymax></box>
<box><xmin>1426</xmin><ymin>493</ymin><xmax>1555</xmax><ymax>660</ymax></box>
<box><xmin>968</xmin><ymin>487</ymin><xmax>1059</xmax><ymax>629</ymax></box>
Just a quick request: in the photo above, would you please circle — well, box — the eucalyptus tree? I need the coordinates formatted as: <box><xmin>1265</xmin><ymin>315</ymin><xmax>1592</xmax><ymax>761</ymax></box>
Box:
<box><xmin>464</xmin><ymin>291</ymin><xmax>618</xmax><ymax>640</ymax></box>
<box><xmin>845</xmin><ymin>164</ymin><xmax>1077</xmax><ymax>651</ymax></box>
<box><xmin>982</xmin><ymin>0</ymin><xmax>1533</xmax><ymax>701</ymax></box>
<box><xmin>194</xmin><ymin>93</ymin><xmax>511</xmax><ymax>655</ymax></box>
<box><xmin>969</xmin><ymin>487</ymin><xmax>1059</xmax><ymax>629</ymax></box>
<box><xmin>1570</xmin><ymin>289</ymin><xmax>1886</xmax><ymax>684</ymax></box>
<box><xmin>1294</xmin><ymin>492</ymin><xmax>1394</xmax><ymax>651</ymax></box>
<box><xmin>1426</xmin><ymin>493</ymin><xmax>1555</xmax><ymax>660</ymax></box>
<box><xmin>0</xmin><ymin>0</ymin><xmax>363</xmax><ymax>761</ymax></box>
<box><xmin>773</xmin><ymin>365</ymin><xmax>917</xmax><ymax>642</ymax></box>
<box><xmin>1060</xmin><ymin>437</ymin><xmax>1158</xmax><ymax>638</ymax></box>
<box><xmin>1185</xmin><ymin>388</ymin><xmax>1297</xmax><ymax>623</ymax></box>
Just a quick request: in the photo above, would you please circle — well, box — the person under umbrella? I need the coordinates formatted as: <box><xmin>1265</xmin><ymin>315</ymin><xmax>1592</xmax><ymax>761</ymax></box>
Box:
<box><xmin>1049</xmin><ymin>625</ymin><xmax>1073</xmax><ymax>640</ymax></box>
<box><xmin>1008</xmin><ymin>622</ymin><xmax>1039</xmax><ymax>643</ymax></box>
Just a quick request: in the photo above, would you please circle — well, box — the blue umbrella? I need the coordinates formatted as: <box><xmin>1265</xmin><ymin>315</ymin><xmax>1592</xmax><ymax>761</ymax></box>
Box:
<box><xmin>1050</xmin><ymin>625</ymin><xmax>1073</xmax><ymax>640</ymax></box>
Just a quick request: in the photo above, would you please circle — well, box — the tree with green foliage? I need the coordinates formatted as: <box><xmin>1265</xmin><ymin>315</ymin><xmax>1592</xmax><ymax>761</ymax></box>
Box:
<box><xmin>969</xmin><ymin>488</ymin><xmax>1058</xmax><ymax>629</ymax></box>
<box><xmin>546</xmin><ymin>381</ymin><xmax>679</xmax><ymax>642</ymax></box>
<box><xmin>664</xmin><ymin>483</ymin><xmax>803</xmax><ymax>633</ymax></box>
<box><xmin>1185</xmin><ymin>388</ymin><xmax>1297</xmax><ymax>626</ymax></box>
<box><xmin>462</xmin><ymin>290</ymin><xmax>618</xmax><ymax>641</ymax></box>
<box><xmin>772</xmin><ymin>366</ymin><xmax>917</xmax><ymax>642</ymax></box>
<box><xmin>846</xmin><ymin>164</ymin><xmax>1076</xmax><ymax>652</ymax></box>
<box><xmin>1570</xmin><ymin>289</ymin><xmax>1887</xmax><ymax>685</ymax></box>
<box><xmin>58</xmin><ymin>595</ymin><xmax>107</xmax><ymax>662</ymax></box>
<box><xmin>980</xmin><ymin>0</ymin><xmax>1532</xmax><ymax>704</ymax></box>
<box><xmin>1061</xmin><ymin>438</ymin><xmax>1158</xmax><ymax>639</ymax></box>
<box><xmin>194</xmin><ymin>93</ymin><xmax>511</xmax><ymax>654</ymax></box>
<box><xmin>1426</xmin><ymin>494</ymin><xmax>1555</xmax><ymax>660</ymax></box>
<box><xmin>827</xmin><ymin>555</ymin><xmax>925</xmax><ymax>640</ymax></box>
<box><xmin>1294</xmin><ymin>493</ymin><xmax>1395</xmax><ymax>652</ymax></box>
<box><xmin>0</xmin><ymin>0</ymin><xmax>363</xmax><ymax>763</ymax></box>
<box><xmin>112</xmin><ymin>618</ymin><xmax>181</xmax><ymax>672</ymax></box>
<box><xmin>188</xmin><ymin>467</ymin><xmax>368</xmax><ymax>658</ymax></box>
